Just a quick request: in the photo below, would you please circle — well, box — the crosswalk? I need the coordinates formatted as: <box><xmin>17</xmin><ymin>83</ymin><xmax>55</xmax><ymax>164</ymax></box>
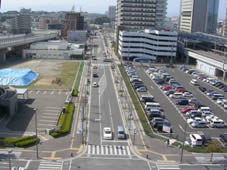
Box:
<box><xmin>28</xmin><ymin>90</ymin><xmax>70</xmax><ymax>96</ymax></box>
<box><xmin>87</xmin><ymin>145</ymin><xmax>131</xmax><ymax>156</ymax></box>
<box><xmin>156</xmin><ymin>164</ymin><xmax>180</xmax><ymax>170</ymax></box>
<box><xmin>38</xmin><ymin>160</ymin><xmax>63</xmax><ymax>170</ymax></box>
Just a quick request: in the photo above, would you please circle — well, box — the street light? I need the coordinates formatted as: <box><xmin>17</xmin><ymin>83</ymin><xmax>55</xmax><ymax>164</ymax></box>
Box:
<box><xmin>34</xmin><ymin>108</ymin><xmax>39</xmax><ymax>159</ymax></box>
<box><xmin>8</xmin><ymin>149</ymin><xmax>13</xmax><ymax>170</ymax></box>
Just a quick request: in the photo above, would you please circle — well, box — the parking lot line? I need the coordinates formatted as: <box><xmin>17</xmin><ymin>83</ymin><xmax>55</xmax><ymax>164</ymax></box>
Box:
<box><xmin>40</xmin><ymin>120</ymin><xmax>57</xmax><ymax>123</ymax></box>
<box><xmin>42</xmin><ymin>113</ymin><xmax>59</xmax><ymax>116</ymax></box>
<box><xmin>50</xmin><ymin>91</ymin><xmax>54</xmax><ymax>95</ymax></box>
<box><xmin>38</xmin><ymin>124</ymin><xmax>56</xmax><ymax>127</ymax></box>
<box><xmin>41</xmin><ymin>116</ymin><xmax>57</xmax><ymax>119</ymax></box>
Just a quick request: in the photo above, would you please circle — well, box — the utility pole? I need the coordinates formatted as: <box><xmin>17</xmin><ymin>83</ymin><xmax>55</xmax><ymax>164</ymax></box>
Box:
<box><xmin>180</xmin><ymin>123</ymin><xmax>187</xmax><ymax>163</ymax></box>
<box><xmin>34</xmin><ymin>108</ymin><xmax>39</xmax><ymax>159</ymax></box>
<box><xmin>133</xmin><ymin>129</ymin><xmax>136</xmax><ymax>145</ymax></box>
<box><xmin>8</xmin><ymin>149</ymin><xmax>13</xmax><ymax>170</ymax></box>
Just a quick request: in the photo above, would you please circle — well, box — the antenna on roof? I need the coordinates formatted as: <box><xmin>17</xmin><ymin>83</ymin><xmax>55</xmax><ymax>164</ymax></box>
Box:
<box><xmin>71</xmin><ymin>5</ymin><xmax>75</xmax><ymax>12</ymax></box>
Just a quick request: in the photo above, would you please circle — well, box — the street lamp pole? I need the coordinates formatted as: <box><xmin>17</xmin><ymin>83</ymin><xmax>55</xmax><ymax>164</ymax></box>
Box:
<box><xmin>180</xmin><ymin>123</ymin><xmax>187</xmax><ymax>163</ymax></box>
<box><xmin>8</xmin><ymin>149</ymin><xmax>13</xmax><ymax>170</ymax></box>
<box><xmin>34</xmin><ymin>108</ymin><xmax>39</xmax><ymax>159</ymax></box>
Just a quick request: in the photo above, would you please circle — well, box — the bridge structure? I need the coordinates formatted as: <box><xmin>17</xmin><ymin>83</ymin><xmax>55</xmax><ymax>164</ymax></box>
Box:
<box><xmin>0</xmin><ymin>31</ymin><xmax>59</xmax><ymax>61</ymax></box>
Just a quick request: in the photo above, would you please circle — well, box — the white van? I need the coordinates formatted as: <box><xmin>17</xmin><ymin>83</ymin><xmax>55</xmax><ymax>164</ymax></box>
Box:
<box><xmin>189</xmin><ymin>134</ymin><xmax>203</xmax><ymax>147</ymax></box>
<box><xmin>169</xmin><ymin>92</ymin><xmax>183</xmax><ymax>99</ymax></box>
<box><xmin>145</xmin><ymin>102</ymin><xmax>161</xmax><ymax>110</ymax></box>
<box><xmin>198</xmin><ymin>107</ymin><xmax>211</xmax><ymax>113</ymax></box>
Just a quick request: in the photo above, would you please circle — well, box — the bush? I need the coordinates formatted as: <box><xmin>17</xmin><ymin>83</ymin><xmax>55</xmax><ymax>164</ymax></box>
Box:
<box><xmin>0</xmin><ymin>136</ymin><xmax>40</xmax><ymax>147</ymax></box>
<box><xmin>57</xmin><ymin>113</ymin><xmax>66</xmax><ymax>127</ymax></box>
<box><xmin>72</xmin><ymin>89</ymin><xmax>78</xmax><ymax>97</ymax></box>
<box><xmin>73</xmin><ymin>62</ymin><xmax>84</xmax><ymax>95</ymax></box>
<box><xmin>50</xmin><ymin>103</ymin><xmax>75</xmax><ymax>138</ymax></box>
<box><xmin>15</xmin><ymin>138</ymin><xmax>40</xmax><ymax>147</ymax></box>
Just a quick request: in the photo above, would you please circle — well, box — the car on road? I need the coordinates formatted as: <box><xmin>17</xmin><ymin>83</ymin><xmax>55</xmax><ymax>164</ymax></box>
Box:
<box><xmin>93</xmin><ymin>73</ymin><xmax>99</xmax><ymax>78</ymax></box>
<box><xmin>220</xmin><ymin>134</ymin><xmax>227</xmax><ymax>146</ymax></box>
<box><xmin>140</xmin><ymin>95</ymin><xmax>154</xmax><ymax>103</ymax></box>
<box><xmin>92</xmin><ymin>82</ymin><xmax>99</xmax><ymax>88</ymax></box>
<box><xmin>117</xmin><ymin>126</ymin><xmax>126</xmax><ymax>139</ymax></box>
<box><xmin>103</xmin><ymin>127</ymin><xmax>113</xmax><ymax>140</ymax></box>
<box><xmin>176</xmin><ymin>99</ymin><xmax>189</xmax><ymax>105</ymax></box>
<box><xmin>190</xmin><ymin>79</ymin><xmax>199</xmax><ymax>86</ymax></box>
<box><xmin>181</xmin><ymin>106</ymin><xmax>195</xmax><ymax>113</ymax></box>
<box><xmin>136</xmin><ymin>86</ymin><xmax>147</xmax><ymax>92</ymax></box>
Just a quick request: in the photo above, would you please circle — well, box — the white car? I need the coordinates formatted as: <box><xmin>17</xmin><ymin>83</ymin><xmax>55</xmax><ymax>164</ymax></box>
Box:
<box><xmin>103</xmin><ymin>127</ymin><xmax>113</xmax><ymax>140</ymax></box>
<box><xmin>187</xmin><ymin>117</ymin><xmax>203</xmax><ymax>124</ymax></box>
<box><xmin>190</xmin><ymin>79</ymin><xmax>199</xmax><ymax>86</ymax></box>
<box><xmin>169</xmin><ymin>92</ymin><xmax>183</xmax><ymax>99</ymax></box>
<box><xmin>92</xmin><ymin>82</ymin><xmax>99</xmax><ymax>88</ymax></box>
<box><xmin>136</xmin><ymin>87</ymin><xmax>147</xmax><ymax>92</ymax></box>
<box><xmin>205</xmin><ymin>115</ymin><xmax>219</xmax><ymax>122</ymax></box>
<box><xmin>217</xmin><ymin>98</ymin><xmax>225</xmax><ymax>104</ymax></box>
<box><xmin>209</xmin><ymin>118</ymin><xmax>226</xmax><ymax>128</ymax></box>
<box><xmin>183</xmin><ymin>92</ymin><xmax>193</xmax><ymax>98</ymax></box>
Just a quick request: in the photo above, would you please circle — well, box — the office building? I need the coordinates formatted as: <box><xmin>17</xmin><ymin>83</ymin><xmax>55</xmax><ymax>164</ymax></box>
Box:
<box><xmin>223</xmin><ymin>9</ymin><xmax>227</xmax><ymax>37</ymax></box>
<box><xmin>108</xmin><ymin>6</ymin><xmax>116</xmax><ymax>21</ymax></box>
<box><xmin>118</xmin><ymin>29</ymin><xmax>177</xmax><ymax>62</ymax></box>
<box><xmin>67</xmin><ymin>30</ymin><xmax>87</xmax><ymax>43</ymax></box>
<box><xmin>179</xmin><ymin>0</ymin><xmax>219</xmax><ymax>34</ymax></box>
<box><xmin>62</xmin><ymin>12</ymin><xmax>84</xmax><ymax>39</ymax></box>
<box><xmin>10</xmin><ymin>14</ymin><xmax>31</xmax><ymax>34</ymax></box>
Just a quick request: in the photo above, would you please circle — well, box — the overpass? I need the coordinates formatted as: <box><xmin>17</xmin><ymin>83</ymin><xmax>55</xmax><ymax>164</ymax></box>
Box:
<box><xmin>0</xmin><ymin>31</ymin><xmax>59</xmax><ymax>61</ymax></box>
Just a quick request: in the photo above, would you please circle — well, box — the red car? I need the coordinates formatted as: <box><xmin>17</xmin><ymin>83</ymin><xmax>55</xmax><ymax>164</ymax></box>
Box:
<box><xmin>176</xmin><ymin>87</ymin><xmax>185</xmax><ymax>92</ymax></box>
<box><xmin>162</xmin><ymin>85</ymin><xmax>172</xmax><ymax>91</ymax></box>
<box><xmin>181</xmin><ymin>106</ymin><xmax>195</xmax><ymax>113</ymax></box>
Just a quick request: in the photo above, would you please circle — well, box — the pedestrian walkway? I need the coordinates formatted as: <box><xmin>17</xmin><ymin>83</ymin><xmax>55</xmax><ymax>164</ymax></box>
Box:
<box><xmin>28</xmin><ymin>90</ymin><xmax>70</xmax><ymax>96</ymax></box>
<box><xmin>38</xmin><ymin>160</ymin><xmax>63</xmax><ymax>170</ymax></box>
<box><xmin>0</xmin><ymin>162</ymin><xmax>10</xmax><ymax>169</ymax></box>
<box><xmin>156</xmin><ymin>163</ymin><xmax>180</xmax><ymax>170</ymax></box>
<box><xmin>87</xmin><ymin>145</ymin><xmax>131</xmax><ymax>156</ymax></box>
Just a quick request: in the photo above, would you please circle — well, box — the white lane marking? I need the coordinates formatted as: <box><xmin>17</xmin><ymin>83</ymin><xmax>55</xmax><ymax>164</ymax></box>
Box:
<box><xmin>88</xmin><ymin>145</ymin><xmax>91</xmax><ymax>155</ymax></box>
<box><xmin>39</xmin><ymin>120</ymin><xmax>57</xmax><ymax>123</ymax></box>
<box><xmin>109</xmin><ymin>145</ymin><xmax>113</xmax><ymax>155</ymax></box>
<box><xmin>108</xmin><ymin>101</ymin><xmax>115</xmax><ymax>135</ymax></box>
<box><xmin>38</xmin><ymin>124</ymin><xmax>56</xmax><ymax>127</ymax></box>
<box><xmin>25</xmin><ymin>160</ymin><xmax>31</xmax><ymax>169</ymax></box>
<box><xmin>36</xmin><ymin>91</ymin><xmax>40</xmax><ymax>94</ymax></box>
<box><xmin>43</xmin><ymin>91</ymin><xmax>47</xmax><ymax>94</ymax></box>
<box><xmin>97</xmin><ymin>145</ymin><xmax>100</xmax><ymax>155</ymax></box>
<box><xmin>126</xmin><ymin>146</ymin><xmax>131</xmax><ymax>156</ymax></box>
<box><xmin>50</xmin><ymin>91</ymin><xmax>54</xmax><ymax>95</ymax></box>
<box><xmin>101</xmin><ymin>145</ymin><xmax>104</xmax><ymax>155</ymax></box>
<box><xmin>122</xmin><ymin>146</ymin><xmax>126</xmax><ymax>155</ymax></box>
<box><xmin>114</xmin><ymin>145</ymin><xmax>117</xmax><ymax>155</ymax></box>
<box><xmin>118</xmin><ymin>146</ymin><xmax>122</xmax><ymax>155</ymax></box>
<box><xmin>92</xmin><ymin>145</ymin><xmax>95</xmax><ymax>155</ymax></box>
<box><xmin>105</xmin><ymin>145</ymin><xmax>109</xmax><ymax>155</ymax></box>
<box><xmin>42</xmin><ymin>113</ymin><xmax>59</xmax><ymax>116</ymax></box>
<box><xmin>58</xmin><ymin>91</ymin><xmax>61</xmax><ymax>95</ymax></box>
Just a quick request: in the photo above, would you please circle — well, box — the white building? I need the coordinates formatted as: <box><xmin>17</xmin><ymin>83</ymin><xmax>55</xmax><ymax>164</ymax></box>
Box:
<box><xmin>23</xmin><ymin>41</ymin><xmax>84</xmax><ymax>60</ymax></box>
<box><xmin>118</xmin><ymin>29</ymin><xmax>177</xmax><ymax>62</ymax></box>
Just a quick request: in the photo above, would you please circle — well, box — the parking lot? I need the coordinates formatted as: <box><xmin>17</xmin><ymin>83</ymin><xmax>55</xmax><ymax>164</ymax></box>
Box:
<box><xmin>6</xmin><ymin>89</ymin><xmax>69</xmax><ymax>134</ymax></box>
<box><xmin>125</xmin><ymin>63</ymin><xmax>227</xmax><ymax>145</ymax></box>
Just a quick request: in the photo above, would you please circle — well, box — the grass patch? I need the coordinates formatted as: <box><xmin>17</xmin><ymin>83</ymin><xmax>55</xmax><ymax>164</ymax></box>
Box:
<box><xmin>118</xmin><ymin>65</ymin><xmax>153</xmax><ymax>137</ymax></box>
<box><xmin>72</xmin><ymin>62</ymin><xmax>84</xmax><ymax>96</ymax></box>
<box><xmin>50</xmin><ymin>103</ymin><xmax>75</xmax><ymax>137</ymax></box>
<box><xmin>0</xmin><ymin>136</ymin><xmax>39</xmax><ymax>147</ymax></box>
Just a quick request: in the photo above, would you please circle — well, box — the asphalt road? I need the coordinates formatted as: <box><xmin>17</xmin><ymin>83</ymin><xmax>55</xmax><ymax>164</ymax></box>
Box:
<box><xmin>88</xmin><ymin>32</ymin><xmax>126</xmax><ymax>148</ymax></box>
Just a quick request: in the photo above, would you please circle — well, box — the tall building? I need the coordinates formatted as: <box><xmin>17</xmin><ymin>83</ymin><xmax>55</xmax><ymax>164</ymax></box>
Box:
<box><xmin>108</xmin><ymin>6</ymin><xmax>116</xmax><ymax>21</ymax></box>
<box><xmin>223</xmin><ymin>8</ymin><xmax>227</xmax><ymax>37</ymax></box>
<box><xmin>179</xmin><ymin>0</ymin><xmax>219</xmax><ymax>34</ymax></box>
<box><xmin>115</xmin><ymin>0</ymin><xmax>167</xmax><ymax>31</ymax></box>
<box><xmin>62</xmin><ymin>12</ymin><xmax>84</xmax><ymax>39</ymax></box>
<box><xmin>10</xmin><ymin>14</ymin><xmax>31</xmax><ymax>34</ymax></box>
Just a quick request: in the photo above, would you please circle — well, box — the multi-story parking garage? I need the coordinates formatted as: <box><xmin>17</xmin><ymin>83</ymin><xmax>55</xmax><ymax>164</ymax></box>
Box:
<box><xmin>118</xmin><ymin>29</ymin><xmax>177</xmax><ymax>62</ymax></box>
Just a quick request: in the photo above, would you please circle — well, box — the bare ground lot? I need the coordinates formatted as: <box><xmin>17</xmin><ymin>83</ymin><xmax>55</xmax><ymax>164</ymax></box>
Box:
<box><xmin>10</xmin><ymin>59</ymin><xmax>80</xmax><ymax>89</ymax></box>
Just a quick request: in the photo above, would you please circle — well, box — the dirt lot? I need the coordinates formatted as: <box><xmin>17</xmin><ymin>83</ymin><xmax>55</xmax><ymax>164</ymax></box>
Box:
<box><xmin>11</xmin><ymin>59</ymin><xmax>80</xmax><ymax>89</ymax></box>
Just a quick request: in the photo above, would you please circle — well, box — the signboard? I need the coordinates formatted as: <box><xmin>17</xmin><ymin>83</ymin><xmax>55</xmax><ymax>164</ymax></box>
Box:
<box><xmin>162</xmin><ymin>124</ymin><xmax>171</xmax><ymax>133</ymax></box>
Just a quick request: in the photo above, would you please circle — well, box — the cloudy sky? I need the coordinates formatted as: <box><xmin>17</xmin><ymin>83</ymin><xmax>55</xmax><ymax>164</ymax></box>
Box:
<box><xmin>1</xmin><ymin>0</ymin><xmax>227</xmax><ymax>20</ymax></box>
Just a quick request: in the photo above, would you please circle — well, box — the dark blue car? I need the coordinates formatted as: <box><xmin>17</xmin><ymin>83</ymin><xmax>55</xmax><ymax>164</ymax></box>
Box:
<box><xmin>176</xmin><ymin>99</ymin><xmax>189</xmax><ymax>105</ymax></box>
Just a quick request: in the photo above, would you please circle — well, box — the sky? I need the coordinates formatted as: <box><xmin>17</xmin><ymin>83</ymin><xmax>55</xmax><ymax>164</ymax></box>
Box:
<box><xmin>1</xmin><ymin>0</ymin><xmax>227</xmax><ymax>20</ymax></box>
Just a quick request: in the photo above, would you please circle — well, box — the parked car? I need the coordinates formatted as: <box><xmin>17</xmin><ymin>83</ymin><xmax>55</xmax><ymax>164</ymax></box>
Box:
<box><xmin>189</xmin><ymin>134</ymin><xmax>203</xmax><ymax>147</ymax></box>
<box><xmin>161</xmin><ymin>85</ymin><xmax>172</xmax><ymax>91</ymax></box>
<box><xmin>209</xmin><ymin>118</ymin><xmax>226</xmax><ymax>128</ymax></box>
<box><xmin>199</xmin><ymin>86</ymin><xmax>207</xmax><ymax>92</ymax></box>
<box><xmin>216</xmin><ymin>97</ymin><xmax>225</xmax><ymax>104</ymax></box>
<box><xmin>169</xmin><ymin>92</ymin><xmax>183</xmax><ymax>99</ymax></box>
<box><xmin>191</xmin><ymin>121</ymin><xmax>208</xmax><ymax>128</ymax></box>
<box><xmin>140</xmin><ymin>95</ymin><xmax>154</xmax><ymax>103</ymax></box>
<box><xmin>205</xmin><ymin>90</ymin><xmax>215</xmax><ymax>96</ymax></box>
<box><xmin>164</xmin><ymin>90</ymin><xmax>175</xmax><ymax>96</ymax></box>
<box><xmin>175</xmin><ymin>87</ymin><xmax>185</xmax><ymax>93</ymax></box>
<box><xmin>183</xmin><ymin>92</ymin><xmax>193</xmax><ymax>98</ymax></box>
<box><xmin>200</xmin><ymin>135</ymin><xmax>212</xmax><ymax>144</ymax></box>
<box><xmin>190</xmin><ymin>79</ymin><xmax>199</xmax><ymax>86</ymax></box>
<box><xmin>136</xmin><ymin>86</ymin><xmax>147</xmax><ymax>92</ymax></box>
<box><xmin>212</xmin><ymin>93</ymin><xmax>224</xmax><ymax>100</ymax></box>
<box><xmin>176</xmin><ymin>99</ymin><xmax>189</xmax><ymax>105</ymax></box>
<box><xmin>181</xmin><ymin>106</ymin><xmax>195</xmax><ymax>113</ymax></box>
<box><xmin>93</xmin><ymin>73</ymin><xmax>99</xmax><ymax>78</ymax></box>
<box><xmin>220</xmin><ymin>134</ymin><xmax>227</xmax><ymax>146</ymax></box>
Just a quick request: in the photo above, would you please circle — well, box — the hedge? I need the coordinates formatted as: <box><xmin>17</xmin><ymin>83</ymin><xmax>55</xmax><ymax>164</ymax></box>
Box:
<box><xmin>72</xmin><ymin>62</ymin><xmax>84</xmax><ymax>97</ymax></box>
<box><xmin>50</xmin><ymin>103</ymin><xmax>75</xmax><ymax>137</ymax></box>
<box><xmin>118</xmin><ymin>65</ymin><xmax>153</xmax><ymax>137</ymax></box>
<box><xmin>0</xmin><ymin>136</ymin><xmax>39</xmax><ymax>147</ymax></box>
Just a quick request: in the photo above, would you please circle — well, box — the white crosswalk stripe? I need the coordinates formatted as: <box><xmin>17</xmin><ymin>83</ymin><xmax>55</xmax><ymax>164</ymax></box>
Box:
<box><xmin>88</xmin><ymin>145</ymin><xmax>130</xmax><ymax>156</ymax></box>
<box><xmin>156</xmin><ymin>164</ymin><xmax>180</xmax><ymax>170</ymax></box>
<box><xmin>27</xmin><ymin>90</ymin><xmax>70</xmax><ymax>96</ymax></box>
<box><xmin>38</xmin><ymin>160</ymin><xmax>63</xmax><ymax>170</ymax></box>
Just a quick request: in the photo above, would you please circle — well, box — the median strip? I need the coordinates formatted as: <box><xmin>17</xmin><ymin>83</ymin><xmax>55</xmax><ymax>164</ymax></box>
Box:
<box><xmin>72</xmin><ymin>62</ymin><xmax>84</xmax><ymax>96</ymax></box>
